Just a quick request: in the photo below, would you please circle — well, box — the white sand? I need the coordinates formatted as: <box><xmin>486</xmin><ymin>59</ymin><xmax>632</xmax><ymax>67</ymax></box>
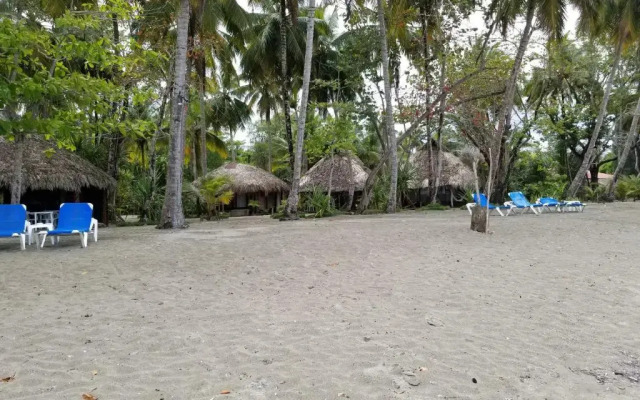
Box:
<box><xmin>1</xmin><ymin>203</ymin><xmax>640</xmax><ymax>399</ymax></box>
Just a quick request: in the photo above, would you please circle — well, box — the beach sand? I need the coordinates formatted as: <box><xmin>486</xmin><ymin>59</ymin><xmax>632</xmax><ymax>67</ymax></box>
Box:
<box><xmin>1</xmin><ymin>203</ymin><xmax>639</xmax><ymax>399</ymax></box>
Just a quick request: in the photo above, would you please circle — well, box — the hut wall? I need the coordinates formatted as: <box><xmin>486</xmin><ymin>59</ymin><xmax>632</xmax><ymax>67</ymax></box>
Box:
<box><xmin>18</xmin><ymin>188</ymin><xmax>108</xmax><ymax>223</ymax></box>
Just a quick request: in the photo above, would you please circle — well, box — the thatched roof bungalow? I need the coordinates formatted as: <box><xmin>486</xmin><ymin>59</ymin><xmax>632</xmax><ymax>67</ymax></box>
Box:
<box><xmin>409</xmin><ymin>148</ymin><xmax>475</xmax><ymax>206</ymax></box>
<box><xmin>0</xmin><ymin>137</ymin><xmax>116</xmax><ymax>223</ymax></box>
<box><xmin>199</xmin><ymin>162</ymin><xmax>289</xmax><ymax>216</ymax></box>
<box><xmin>299</xmin><ymin>153</ymin><xmax>370</xmax><ymax>210</ymax></box>
<box><xmin>300</xmin><ymin>153</ymin><xmax>369</xmax><ymax>193</ymax></box>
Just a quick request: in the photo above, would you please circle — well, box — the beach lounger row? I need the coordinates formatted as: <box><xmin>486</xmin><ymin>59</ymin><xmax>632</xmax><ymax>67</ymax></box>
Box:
<box><xmin>0</xmin><ymin>203</ymin><xmax>97</xmax><ymax>250</ymax></box>
<box><xmin>466</xmin><ymin>192</ymin><xmax>586</xmax><ymax>217</ymax></box>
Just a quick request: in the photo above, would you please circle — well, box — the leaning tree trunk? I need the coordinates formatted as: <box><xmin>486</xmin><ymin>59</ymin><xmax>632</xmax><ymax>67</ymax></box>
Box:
<box><xmin>567</xmin><ymin>36</ymin><xmax>624</xmax><ymax>197</ymax></box>
<box><xmin>158</xmin><ymin>0</ymin><xmax>190</xmax><ymax>229</ymax></box>
<box><xmin>279</xmin><ymin>0</ymin><xmax>295</xmax><ymax>172</ymax></box>
<box><xmin>284</xmin><ymin>0</ymin><xmax>315</xmax><ymax>219</ymax></box>
<box><xmin>377</xmin><ymin>0</ymin><xmax>397</xmax><ymax>213</ymax></box>
<box><xmin>609</xmin><ymin>94</ymin><xmax>640</xmax><ymax>197</ymax></box>
<box><xmin>490</xmin><ymin>0</ymin><xmax>535</xmax><ymax>203</ymax></box>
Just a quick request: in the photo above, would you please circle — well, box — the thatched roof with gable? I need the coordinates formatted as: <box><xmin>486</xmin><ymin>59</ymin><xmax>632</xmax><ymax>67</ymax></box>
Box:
<box><xmin>300</xmin><ymin>153</ymin><xmax>370</xmax><ymax>193</ymax></box>
<box><xmin>0</xmin><ymin>136</ymin><xmax>116</xmax><ymax>194</ymax></box>
<box><xmin>198</xmin><ymin>162</ymin><xmax>289</xmax><ymax>195</ymax></box>
<box><xmin>410</xmin><ymin>148</ymin><xmax>475</xmax><ymax>189</ymax></box>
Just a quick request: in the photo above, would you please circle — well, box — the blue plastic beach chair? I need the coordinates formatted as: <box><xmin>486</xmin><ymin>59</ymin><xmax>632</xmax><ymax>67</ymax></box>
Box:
<box><xmin>507</xmin><ymin>192</ymin><xmax>544</xmax><ymax>215</ymax></box>
<box><xmin>39</xmin><ymin>203</ymin><xmax>94</xmax><ymax>248</ymax></box>
<box><xmin>466</xmin><ymin>193</ymin><xmax>514</xmax><ymax>216</ymax></box>
<box><xmin>0</xmin><ymin>204</ymin><xmax>29</xmax><ymax>250</ymax></box>
<box><xmin>538</xmin><ymin>197</ymin><xmax>585</xmax><ymax>213</ymax></box>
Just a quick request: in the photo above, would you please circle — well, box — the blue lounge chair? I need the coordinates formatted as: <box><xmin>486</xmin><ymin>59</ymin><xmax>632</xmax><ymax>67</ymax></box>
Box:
<box><xmin>39</xmin><ymin>203</ymin><xmax>94</xmax><ymax>248</ymax></box>
<box><xmin>537</xmin><ymin>197</ymin><xmax>585</xmax><ymax>213</ymax></box>
<box><xmin>507</xmin><ymin>192</ymin><xmax>544</xmax><ymax>215</ymax></box>
<box><xmin>466</xmin><ymin>193</ymin><xmax>514</xmax><ymax>216</ymax></box>
<box><xmin>0</xmin><ymin>204</ymin><xmax>29</xmax><ymax>250</ymax></box>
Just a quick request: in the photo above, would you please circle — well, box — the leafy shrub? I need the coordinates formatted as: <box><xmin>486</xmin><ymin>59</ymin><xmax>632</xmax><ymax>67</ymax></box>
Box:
<box><xmin>615</xmin><ymin>175</ymin><xmax>640</xmax><ymax>200</ymax></box>
<box><xmin>304</xmin><ymin>187</ymin><xmax>336</xmax><ymax>218</ymax></box>
<box><xmin>581</xmin><ymin>184</ymin><xmax>607</xmax><ymax>202</ymax></box>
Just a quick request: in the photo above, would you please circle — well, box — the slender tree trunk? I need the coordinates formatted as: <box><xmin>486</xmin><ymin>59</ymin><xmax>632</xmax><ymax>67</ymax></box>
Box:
<box><xmin>158</xmin><ymin>0</ymin><xmax>190</xmax><ymax>229</ymax></box>
<box><xmin>377</xmin><ymin>0</ymin><xmax>397</xmax><ymax>213</ymax></box>
<box><xmin>567</xmin><ymin>36</ymin><xmax>624</xmax><ymax>197</ymax></box>
<box><xmin>327</xmin><ymin>151</ymin><xmax>335</xmax><ymax>198</ymax></box>
<box><xmin>279</xmin><ymin>0</ymin><xmax>295</xmax><ymax>171</ymax></box>
<box><xmin>9</xmin><ymin>133</ymin><xmax>24</xmax><ymax>204</ymax></box>
<box><xmin>431</xmin><ymin>53</ymin><xmax>446</xmax><ymax>203</ymax></box>
<box><xmin>635</xmin><ymin>145</ymin><xmax>640</xmax><ymax>175</ymax></box>
<box><xmin>490</xmin><ymin>0</ymin><xmax>535</xmax><ymax>203</ymax></box>
<box><xmin>197</xmin><ymin>65</ymin><xmax>208</xmax><ymax>177</ymax></box>
<box><xmin>284</xmin><ymin>0</ymin><xmax>315</xmax><ymax>219</ymax></box>
<box><xmin>609</xmin><ymin>94</ymin><xmax>640</xmax><ymax>197</ymax></box>
<box><xmin>230</xmin><ymin>127</ymin><xmax>236</xmax><ymax>162</ymax></box>
<box><xmin>347</xmin><ymin>151</ymin><xmax>355</xmax><ymax>210</ymax></box>
<box><xmin>266</xmin><ymin>109</ymin><xmax>272</xmax><ymax>172</ymax></box>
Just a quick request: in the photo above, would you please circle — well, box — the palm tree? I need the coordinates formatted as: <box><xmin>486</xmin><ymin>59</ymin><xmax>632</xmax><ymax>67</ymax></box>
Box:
<box><xmin>207</xmin><ymin>92</ymin><xmax>251</xmax><ymax>162</ymax></box>
<box><xmin>376</xmin><ymin>0</ymin><xmax>398</xmax><ymax>212</ymax></box>
<box><xmin>285</xmin><ymin>0</ymin><xmax>316</xmax><ymax>219</ymax></box>
<box><xmin>610</xmin><ymin>89</ymin><xmax>640</xmax><ymax>196</ymax></box>
<box><xmin>158</xmin><ymin>0</ymin><xmax>190</xmax><ymax>229</ymax></box>
<box><xmin>567</xmin><ymin>0</ymin><xmax>640</xmax><ymax>197</ymax></box>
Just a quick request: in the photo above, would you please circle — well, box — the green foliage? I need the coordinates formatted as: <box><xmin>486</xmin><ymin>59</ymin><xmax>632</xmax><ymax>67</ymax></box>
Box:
<box><xmin>191</xmin><ymin>176</ymin><xmax>234</xmax><ymax>219</ymax></box>
<box><xmin>303</xmin><ymin>187</ymin><xmax>337</xmax><ymax>218</ymax></box>
<box><xmin>581</xmin><ymin>184</ymin><xmax>607</xmax><ymax>202</ymax></box>
<box><xmin>509</xmin><ymin>148</ymin><xmax>568</xmax><ymax>200</ymax></box>
<box><xmin>421</xmin><ymin>203</ymin><xmax>449</xmax><ymax>211</ymax></box>
<box><xmin>615</xmin><ymin>175</ymin><xmax>640</xmax><ymax>200</ymax></box>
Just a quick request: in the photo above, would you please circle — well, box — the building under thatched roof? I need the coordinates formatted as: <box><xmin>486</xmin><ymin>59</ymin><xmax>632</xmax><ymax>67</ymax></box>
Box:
<box><xmin>199</xmin><ymin>162</ymin><xmax>289</xmax><ymax>215</ymax></box>
<box><xmin>300</xmin><ymin>153</ymin><xmax>369</xmax><ymax>193</ymax></box>
<box><xmin>409</xmin><ymin>148</ymin><xmax>475</xmax><ymax>206</ymax></box>
<box><xmin>0</xmin><ymin>137</ymin><xmax>116</xmax><ymax>222</ymax></box>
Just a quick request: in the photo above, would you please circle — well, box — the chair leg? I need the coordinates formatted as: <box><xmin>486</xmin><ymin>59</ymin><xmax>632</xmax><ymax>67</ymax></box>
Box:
<box><xmin>20</xmin><ymin>234</ymin><xmax>25</xmax><ymax>251</ymax></box>
<box><xmin>40</xmin><ymin>233</ymin><xmax>48</xmax><ymax>249</ymax></box>
<box><xmin>93</xmin><ymin>224</ymin><xmax>98</xmax><ymax>242</ymax></box>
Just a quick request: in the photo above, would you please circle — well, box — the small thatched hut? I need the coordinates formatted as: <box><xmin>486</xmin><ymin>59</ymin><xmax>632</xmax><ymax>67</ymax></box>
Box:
<box><xmin>410</xmin><ymin>147</ymin><xmax>475</xmax><ymax>207</ymax></box>
<box><xmin>0</xmin><ymin>137</ymin><xmax>116</xmax><ymax>223</ymax></box>
<box><xmin>300</xmin><ymin>153</ymin><xmax>370</xmax><ymax>209</ymax></box>
<box><xmin>200</xmin><ymin>162</ymin><xmax>289</xmax><ymax>216</ymax></box>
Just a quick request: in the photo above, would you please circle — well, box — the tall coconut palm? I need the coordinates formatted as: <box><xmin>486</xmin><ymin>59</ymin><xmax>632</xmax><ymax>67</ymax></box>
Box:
<box><xmin>376</xmin><ymin>0</ymin><xmax>398</xmax><ymax>212</ymax></box>
<box><xmin>567</xmin><ymin>0</ymin><xmax>640</xmax><ymax>197</ymax></box>
<box><xmin>158</xmin><ymin>0</ymin><xmax>190</xmax><ymax>229</ymax></box>
<box><xmin>285</xmin><ymin>0</ymin><xmax>316</xmax><ymax>219</ymax></box>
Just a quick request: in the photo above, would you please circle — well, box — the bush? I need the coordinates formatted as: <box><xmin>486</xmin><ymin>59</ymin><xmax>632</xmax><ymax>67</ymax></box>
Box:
<box><xmin>615</xmin><ymin>175</ymin><xmax>640</xmax><ymax>200</ymax></box>
<box><xmin>304</xmin><ymin>187</ymin><xmax>336</xmax><ymax>218</ymax></box>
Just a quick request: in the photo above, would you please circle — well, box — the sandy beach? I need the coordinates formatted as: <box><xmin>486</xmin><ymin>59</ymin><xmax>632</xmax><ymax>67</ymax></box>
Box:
<box><xmin>1</xmin><ymin>203</ymin><xmax>639</xmax><ymax>399</ymax></box>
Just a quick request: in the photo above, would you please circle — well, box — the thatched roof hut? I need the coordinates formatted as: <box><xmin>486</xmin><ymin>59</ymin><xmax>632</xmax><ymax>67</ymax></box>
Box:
<box><xmin>201</xmin><ymin>162</ymin><xmax>289</xmax><ymax>194</ymax></box>
<box><xmin>198</xmin><ymin>163</ymin><xmax>289</xmax><ymax>215</ymax></box>
<box><xmin>0</xmin><ymin>137</ymin><xmax>116</xmax><ymax>194</ymax></box>
<box><xmin>410</xmin><ymin>148</ymin><xmax>475</xmax><ymax>189</ymax></box>
<box><xmin>300</xmin><ymin>153</ymin><xmax>370</xmax><ymax>192</ymax></box>
<box><xmin>0</xmin><ymin>136</ymin><xmax>116</xmax><ymax>223</ymax></box>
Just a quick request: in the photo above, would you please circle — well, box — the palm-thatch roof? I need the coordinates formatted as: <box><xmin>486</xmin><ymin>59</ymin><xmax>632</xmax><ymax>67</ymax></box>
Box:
<box><xmin>0</xmin><ymin>136</ymin><xmax>116</xmax><ymax>194</ymax></box>
<box><xmin>199</xmin><ymin>162</ymin><xmax>289</xmax><ymax>195</ymax></box>
<box><xmin>300</xmin><ymin>153</ymin><xmax>370</xmax><ymax>192</ymax></box>
<box><xmin>410</xmin><ymin>148</ymin><xmax>475</xmax><ymax>189</ymax></box>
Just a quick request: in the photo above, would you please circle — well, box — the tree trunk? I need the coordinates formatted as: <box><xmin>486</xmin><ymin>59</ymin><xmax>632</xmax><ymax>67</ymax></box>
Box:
<box><xmin>431</xmin><ymin>53</ymin><xmax>446</xmax><ymax>203</ymax></box>
<box><xmin>284</xmin><ymin>0</ymin><xmax>315</xmax><ymax>219</ymax></box>
<box><xmin>377</xmin><ymin>0</ymin><xmax>397</xmax><ymax>213</ymax></box>
<box><xmin>266</xmin><ymin>108</ymin><xmax>272</xmax><ymax>172</ymax></box>
<box><xmin>158</xmin><ymin>0</ymin><xmax>190</xmax><ymax>229</ymax></box>
<box><xmin>9</xmin><ymin>134</ymin><xmax>24</xmax><ymax>204</ymax></box>
<box><xmin>609</xmin><ymin>95</ymin><xmax>640</xmax><ymax>197</ymax></box>
<box><xmin>230</xmin><ymin>127</ymin><xmax>236</xmax><ymax>162</ymax></box>
<box><xmin>347</xmin><ymin>152</ymin><xmax>355</xmax><ymax>210</ymax></box>
<box><xmin>279</xmin><ymin>0</ymin><xmax>295</xmax><ymax>172</ymax></box>
<box><xmin>567</xmin><ymin>36</ymin><xmax>624</xmax><ymax>197</ymax></box>
<box><xmin>491</xmin><ymin>0</ymin><xmax>535</xmax><ymax>203</ymax></box>
<box><xmin>470</xmin><ymin>206</ymin><xmax>487</xmax><ymax>233</ymax></box>
<box><xmin>327</xmin><ymin>151</ymin><xmax>336</xmax><ymax>198</ymax></box>
<box><xmin>197</xmin><ymin>63</ymin><xmax>208</xmax><ymax>177</ymax></box>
